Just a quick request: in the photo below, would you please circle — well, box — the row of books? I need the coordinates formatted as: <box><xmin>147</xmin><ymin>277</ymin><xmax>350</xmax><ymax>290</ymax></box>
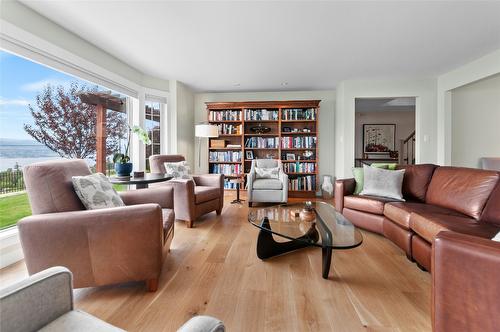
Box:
<box><xmin>289</xmin><ymin>175</ymin><xmax>316</xmax><ymax>191</ymax></box>
<box><xmin>283</xmin><ymin>162</ymin><xmax>316</xmax><ymax>173</ymax></box>
<box><xmin>245</xmin><ymin>137</ymin><xmax>279</xmax><ymax>148</ymax></box>
<box><xmin>217</xmin><ymin>123</ymin><xmax>242</xmax><ymax>135</ymax></box>
<box><xmin>244</xmin><ymin>109</ymin><xmax>279</xmax><ymax>121</ymax></box>
<box><xmin>282</xmin><ymin>108</ymin><xmax>316</xmax><ymax>120</ymax></box>
<box><xmin>280</xmin><ymin>136</ymin><xmax>317</xmax><ymax>149</ymax></box>
<box><xmin>209</xmin><ymin>151</ymin><xmax>242</xmax><ymax>162</ymax></box>
<box><xmin>224</xmin><ymin>179</ymin><xmax>240</xmax><ymax>189</ymax></box>
<box><xmin>210</xmin><ymin>163</ymin><xmax>242</xmax><ymax>175</ymax></box>
<box><xmin>209</xmin><ymin>110</ymin><xmax>241</xmax><ymax>121</ymax></box>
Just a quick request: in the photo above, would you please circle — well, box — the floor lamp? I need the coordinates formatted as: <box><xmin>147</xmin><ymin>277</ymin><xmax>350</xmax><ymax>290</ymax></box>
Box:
<box><xmin>195</xmin><ymin>123</ymin><xmax>219</xmax><ymax>168</ymax></box>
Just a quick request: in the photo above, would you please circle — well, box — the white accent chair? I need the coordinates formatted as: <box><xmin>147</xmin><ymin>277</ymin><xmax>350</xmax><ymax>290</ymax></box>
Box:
<box><xmin>247</xmin><ymin>159</ymin><xmax>288</xmax><ymax>206</ymax></box>
<box><xmin>481</xmin><ymin>157</ymin><xmax>500</xmax><ymax>171</ymax></box>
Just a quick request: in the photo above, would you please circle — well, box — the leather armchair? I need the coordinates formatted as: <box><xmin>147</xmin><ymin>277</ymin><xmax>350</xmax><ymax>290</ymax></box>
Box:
<box><xmin>149</xmin><ymin>155</ymin><xmax>224</xmax><ymax>228</ymax></box>
<box><xmin>18</xmin><ymin>159</ymin><xmax>174</xmax><ymax>291</ymax></box>
<box><xmin>432</xmin><ymin>231</ymin><xmax>500</xmax><ymax>332</ymax></box>
<box><xmin>247</xmin><ymin>159</ymin><xmax>288</xmax><ymax>206</ymax></box>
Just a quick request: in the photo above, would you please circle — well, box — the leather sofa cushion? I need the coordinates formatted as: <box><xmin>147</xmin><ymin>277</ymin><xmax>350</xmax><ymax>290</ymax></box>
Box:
<box><xmin>384</xmin><ymin>202</ymin><xmax>464</xmax><ymax>230</ymax></box>
<box><xmin>252</xmin><ymin>178</ymin><xmax>283</xmax><ymax>190</ymax></box>
<box><xmin>396</xmin><ymin>164</ymin><xmax>437</xmax><ymax>201</ymax></box>
<box><xmin>344</xmin><ymin>195</ymin><xmax>397</xmax><ymax>215</ymax></box>
<box><xmin>480</xmin><ymin>181</ymin><xmax>500</xmax><ymax>226</ymax></box>
<box><xmin>194</xmin><ymin>186</ymin><xmax>220</xmax><ymax>204</ymax></box>
<box><xmin>410</xmin><ymin>212</ymin><xmax>499</xmax><ymax>243</ymax></box>
<box><xmin>426</xmin><ymin>167</ymin><xmax>499</xmax><ymax>219</ymax></box>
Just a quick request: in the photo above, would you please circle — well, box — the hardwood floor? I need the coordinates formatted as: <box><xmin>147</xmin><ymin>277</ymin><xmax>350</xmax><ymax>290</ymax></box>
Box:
<box><xmin>0</xmin><ymin>193</ymin><xmax>431</xmax><ymax>332</ymax></box>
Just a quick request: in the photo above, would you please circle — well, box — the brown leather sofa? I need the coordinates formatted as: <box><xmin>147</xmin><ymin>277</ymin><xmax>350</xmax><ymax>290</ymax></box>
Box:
<box><xmin>335</xmin><ymin>164</ymin><xmax>500</xmax><ymax>271</ymax></box>
<box><xmin>18</xmin><ymin>159</ymin><xmax>174</xmax><ymax>291</ymax></box>
<box><xmin>433</xmin><ymin>231</ymin><xmax>500</xmax><ymax>332</ymax></box>
<box><xmin>149</xmin><ymin>154</ymin><xmax>224</xmax><ymax>228</ymax></box>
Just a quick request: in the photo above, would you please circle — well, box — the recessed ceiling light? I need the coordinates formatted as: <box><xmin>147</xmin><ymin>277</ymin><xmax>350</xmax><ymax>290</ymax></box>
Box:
<box><xmin>233</xmin><ymin>83</ymin><xmax>240</xmax><ymax>87</ymax></box>
<box><xmin>281</xmin><ymin>82</ymin><xmax>288</xmax><ymax>86</ymax></box>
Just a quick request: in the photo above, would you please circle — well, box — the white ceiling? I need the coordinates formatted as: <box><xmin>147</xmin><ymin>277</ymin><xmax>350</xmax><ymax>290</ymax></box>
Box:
<box><xmin>21</xmin><ymin>1</ymin><xmax>500</xmax><ymax>92</ymax></box>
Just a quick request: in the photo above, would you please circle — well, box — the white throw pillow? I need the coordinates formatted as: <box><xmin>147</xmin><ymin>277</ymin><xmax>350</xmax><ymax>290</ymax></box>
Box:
<box><xmin>164</xmin><ymin>161</ymin><xmax>192</xmax><ymax>180</ymax></box>
<box><xmin>255</xmin><ymin>166</ymin><xmax>280</xmax><ymax>179</ymax></box>
<box><xmin>72</xmin><ymin>173</ymin><xmax>125</xmax><ymax>210</ymax></box>
<box><xmin>360</xmin><ymin>165</ymin><xmax>405</xmax><ymax>201</ymax></box>
<box><xmin>492</xmin><ymin>232</ymin><xmax>500</xmax><ymax>242</ymax></box>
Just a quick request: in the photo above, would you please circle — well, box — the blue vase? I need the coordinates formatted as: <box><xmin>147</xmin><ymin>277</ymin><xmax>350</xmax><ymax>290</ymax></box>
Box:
<box><xmin>115</xmin><ymin>162</ymin><xmax>133</xmax><ymax>176</ymax></box>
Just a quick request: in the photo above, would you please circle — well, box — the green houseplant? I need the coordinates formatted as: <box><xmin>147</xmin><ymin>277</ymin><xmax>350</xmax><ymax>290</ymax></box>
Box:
<box><xmin>113</xmin><ymin>125</ymin><xmax>151</xmax><ymax>176</ymax></box>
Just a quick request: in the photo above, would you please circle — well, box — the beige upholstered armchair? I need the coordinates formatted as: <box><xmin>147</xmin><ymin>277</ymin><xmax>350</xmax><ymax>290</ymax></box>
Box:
<box><xmin>149</xmin><ymin>155</ymin><xmax>224</xmax><ymax>228</ymax></box>
<box><xmin>18</xmin><ymin>159</ymin><xmax>174</xmax><ymax>291</ymax></box>
<box><xmin>247</xmin><ymin>159</ymin><xmax>288</xmax><ymax>206</ymax></box>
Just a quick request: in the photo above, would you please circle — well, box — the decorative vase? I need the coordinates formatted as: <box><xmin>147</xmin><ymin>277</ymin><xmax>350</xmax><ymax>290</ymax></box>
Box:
<box><xmin>115</xmin><ymin>162</ymin><xmax>133</xmax><ymax>177</ymax></box>
<box><xmin>321</xmin><ymin>175</ymin><xmax>334</xmax><ymax>199</ymax></box>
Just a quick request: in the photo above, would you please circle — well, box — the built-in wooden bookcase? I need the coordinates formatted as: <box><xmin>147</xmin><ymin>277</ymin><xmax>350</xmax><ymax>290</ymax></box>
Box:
<box><xmin>206</xmin><ymin>100</ymin><xmax>320</xmax><ymax>197</ymax></box>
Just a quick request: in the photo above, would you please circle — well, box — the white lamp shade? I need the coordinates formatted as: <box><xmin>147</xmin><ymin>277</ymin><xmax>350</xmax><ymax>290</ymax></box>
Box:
<box><xmin>195</xmin><ymin>124</ymin><xmax>219</xmax><ymax>137</ymax></box>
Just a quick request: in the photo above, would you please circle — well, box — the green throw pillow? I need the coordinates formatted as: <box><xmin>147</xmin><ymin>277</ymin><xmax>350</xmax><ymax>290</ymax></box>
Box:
<box><xmin>371</xmin><ymin>163</ymin><xmax>397</xmax><ymax>170</ymax></box>
<box><xmin>352</xmin><ymin>167</ymin><xmax>364</xmax><ymax>195</ymax></box>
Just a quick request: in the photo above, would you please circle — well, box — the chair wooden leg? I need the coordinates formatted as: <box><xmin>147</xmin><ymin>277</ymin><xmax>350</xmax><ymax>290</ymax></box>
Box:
<box><xmin>146</xmin><ymin>278</ymin><xmax>158</xmax><ymax>292</ymax></box>
<box><xmin>186</xmin><ymin>220</ymin><xmax>194</xmax><ymax>228</ymax></box>
<box><xmin>216</xmin><ymin>208</ymin><xmax>222</xmax><ymax>215</ymax></box>
<box><xmin>248</xmin><ymin>202</ymin><xmax>253</xmax><ymax>207</ymax></box>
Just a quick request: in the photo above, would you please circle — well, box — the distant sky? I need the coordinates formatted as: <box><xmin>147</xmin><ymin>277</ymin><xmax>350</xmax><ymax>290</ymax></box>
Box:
<box><xmin>0</xmin><ymin>50</ymin><xmax>90</xmax><ymax>140</ymax></box>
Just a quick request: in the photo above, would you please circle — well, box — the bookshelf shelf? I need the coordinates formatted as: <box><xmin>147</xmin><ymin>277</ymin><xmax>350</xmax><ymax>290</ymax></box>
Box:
<box><xmin>206</xmin><ymin>100</ymin><xmax>320</xmax><ymax>196</ymax></box>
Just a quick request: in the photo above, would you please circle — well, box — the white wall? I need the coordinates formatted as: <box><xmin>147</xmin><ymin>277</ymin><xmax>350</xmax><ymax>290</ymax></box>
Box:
<box><xmin>169</xmin><ymin>81</ymin><xmax>195</xmax><ymax>166</ymax></box>
<box><xmin>355</xmin><ymin>110</ymin><xmax>415</xmax><ymax>159</ymax></box>
<box><xmin>194</xmin><ymin>90</ymin><xmax>336</xmax><ymax>180</ymax></box>
<box><xmin>437</xmin><ymin>49</ymin><xmax>500</xmax><ymax>165</ymax></box>
<box><xmin>335</xmin><ymin>78</ymin><xmax>437</xmax><ymax>178</ymax></box>
<box><xmin>450</xmin><ymin>73</ymin><xmax>500</xmax><ymax>168</ymax></box>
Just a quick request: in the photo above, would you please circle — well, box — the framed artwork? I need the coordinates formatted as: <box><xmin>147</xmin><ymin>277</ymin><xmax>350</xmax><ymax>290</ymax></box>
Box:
<box><xmin>246</xmin><ymin>150</ymin><xmax>254</xmax><ymax>160</ymax></box>
<box><xmin>363</xmin><ymin>124</ymin><xmax>396</xmax><ymax>154</ymax></box>
<box><xmin>286</xmin><ymin>153</ymin><xmax>296</xmax><ymax>160</ymax></box>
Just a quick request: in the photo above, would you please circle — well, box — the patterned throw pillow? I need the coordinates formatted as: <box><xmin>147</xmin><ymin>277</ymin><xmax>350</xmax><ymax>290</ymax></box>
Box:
<box><xmin>255</xmin><ymin>166</ymin><xmax>280</xmax><ymax>179</ymax></box>
<box><xmin>72</xmin><ymin>173</ymin><xmax>125</xmax><ymax>210</ymax></box>
<box><xmin>164</xmin><ymin>161</ymin><xmax>192</xmax><ymax>180</ymax></box>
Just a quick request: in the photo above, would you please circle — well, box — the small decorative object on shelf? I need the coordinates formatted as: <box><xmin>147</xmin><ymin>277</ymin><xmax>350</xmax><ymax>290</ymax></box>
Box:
<box><xmin>321</xmin><ymin>175</ymin><xmax>334</xmax><ymax>199</ymax></box>
<box><xmin>246</xmin><ymin>150</ymin><xmax>254</xmax><ymax>160</ymax></box>
<box><xmin>282</xmin><ymin>126</ymin><xmax>292</xmax><ymax>132</ymax></box>
<box><xmin>299</xmin><ymin>201</ymin><xmax>316</xmax><ymax>222</ymax></box>
<box><xmin>250</xmin><ymin>124</ymin><xmax>272</xmax><ymax>134</ymax></box>
<box><xmin>302</xmin><ymin>150</ymin><xmax>314</xmax><ymax>160</ymax></box>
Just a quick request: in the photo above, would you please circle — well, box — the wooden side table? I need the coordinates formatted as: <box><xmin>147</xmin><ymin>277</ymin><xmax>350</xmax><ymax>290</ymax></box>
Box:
<box><xmin>229</xmin><ymin>178</ymin><xmax>245</xmax><ymax>204</ymax></box>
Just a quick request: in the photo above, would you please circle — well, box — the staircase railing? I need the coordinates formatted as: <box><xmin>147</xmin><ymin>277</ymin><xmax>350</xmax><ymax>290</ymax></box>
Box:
<box><xmin>399</xmin><ymin>131</ymin><xmax>415</xmax><ymax>165</ymax></box>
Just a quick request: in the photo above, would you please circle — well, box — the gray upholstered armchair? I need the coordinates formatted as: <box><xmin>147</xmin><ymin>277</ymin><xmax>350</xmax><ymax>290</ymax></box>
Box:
<box><xmin>149</xmin><ymin>155</ymin><xmax>224</xmax><ymax>228</ymax></box>
<box><xmin>247</xmin><ymin>159</ymin><xmax>288</xmax><ymax>206</ymax></box>
<box><xmin>18</xmin><ymin>159</ymin><xmax>174</xmax><ymax>292</ymax></box>
<box><xmin>0</xmin><ymin>266</ymin><xmax>225</xmax><ymax>332</ymax></box>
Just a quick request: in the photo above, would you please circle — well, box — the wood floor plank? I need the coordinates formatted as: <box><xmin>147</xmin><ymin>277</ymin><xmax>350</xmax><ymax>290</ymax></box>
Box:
<box><xmin>0</xmin><ymin>193</ymin><xmax>431</xmax><ymax>331</ymax></box>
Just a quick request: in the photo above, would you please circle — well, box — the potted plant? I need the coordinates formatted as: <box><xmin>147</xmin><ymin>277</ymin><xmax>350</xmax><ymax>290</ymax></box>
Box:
<box><xmin>113</xmin><ymin>125</ymin><xmax>151</xmax><ymax>177</ymax></box>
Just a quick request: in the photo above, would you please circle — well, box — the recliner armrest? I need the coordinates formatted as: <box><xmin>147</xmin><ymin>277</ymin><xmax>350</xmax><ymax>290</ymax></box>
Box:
<box><xmin>119</xmin><ymin>186</ymin><xmax>174</xmax><ymax>209</ymax></box>
<box><xmin>334</xmin><ymin>178</ymin><xmax>356</xmax><ymax>212</ymax></box>
<box><xmin>432</xmin><ymin>231</ymin><xmax>500</xmax><ymax>332</ymax></box>
<box><xmin>192</xmin><ymin>174</ymin><xmax>224</xmax><ymax>188</ymax></box>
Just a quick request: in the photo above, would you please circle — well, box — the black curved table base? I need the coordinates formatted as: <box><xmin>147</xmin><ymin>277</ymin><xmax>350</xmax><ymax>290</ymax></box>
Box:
<box><xmin>256</xmin><ymin>217</ymin><xmax>332</xmax><ymax>279</ymax></box>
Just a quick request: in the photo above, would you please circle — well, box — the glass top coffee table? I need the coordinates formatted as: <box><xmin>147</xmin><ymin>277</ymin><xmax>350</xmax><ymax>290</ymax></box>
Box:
<box><xmin>248</xmin><ymin>202</ymin><xmax>363</xmax><ymax>279</ymax></box>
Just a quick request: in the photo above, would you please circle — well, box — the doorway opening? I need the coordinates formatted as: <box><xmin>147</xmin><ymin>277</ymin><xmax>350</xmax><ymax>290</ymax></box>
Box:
<box><xmin>354</xmin><ymin>97</ymin><xmax>416</xmax><ymax>167</ymax></box>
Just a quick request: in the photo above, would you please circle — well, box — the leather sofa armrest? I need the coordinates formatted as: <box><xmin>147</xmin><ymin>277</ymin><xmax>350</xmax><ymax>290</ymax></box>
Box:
<box><xmin>18</xmin><ymin>204</ymin><xmax>163</xmax><ymax>287</ymax></box>
<box><xmin>432</xmin><ymin>231</ymin><xmax>500</xmax><ymax>332</ymax></box>
<box><xmin>119</xmin><ymin>186</ymin><xmax>174</xmax><ymax>209</ymax></box>
<box><xmin>167</xmin><ymin>179</ymin><xmax>196</xmax><ymax>221</ymax></box>
<box><xmin>334</xmin><ymin>178</ymin><xmax>356</xmax><ymax>212</ymax></box>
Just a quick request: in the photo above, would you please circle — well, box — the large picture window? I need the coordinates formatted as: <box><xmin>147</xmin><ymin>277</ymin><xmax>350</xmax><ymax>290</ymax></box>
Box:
<box><xmin>145</xmin><ymin>101</ymin><xmax>162</xmax><ymax>171</ymax></box>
